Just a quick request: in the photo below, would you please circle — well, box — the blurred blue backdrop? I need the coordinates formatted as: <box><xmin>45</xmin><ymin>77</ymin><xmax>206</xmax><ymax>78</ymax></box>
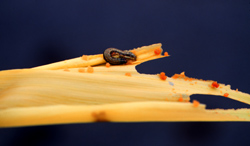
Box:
<box><xmin>0</xmin><ymin>1</ymin><xmax>250</xmax><ymax>146</ymax></box>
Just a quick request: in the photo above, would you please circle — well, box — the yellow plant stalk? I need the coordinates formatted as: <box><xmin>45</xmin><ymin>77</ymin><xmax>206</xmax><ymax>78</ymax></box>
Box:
<box><xmin>0</xmin><ymin>43</ymin><xmax>250</xmax><ymax>127</ymax></box>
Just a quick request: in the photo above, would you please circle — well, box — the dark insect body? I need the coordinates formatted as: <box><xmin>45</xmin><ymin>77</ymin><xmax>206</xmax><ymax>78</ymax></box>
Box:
<box><xmin>103</xmin><ymin>48</ymin><xmax>136</xmax><ymax>65</ymax></box>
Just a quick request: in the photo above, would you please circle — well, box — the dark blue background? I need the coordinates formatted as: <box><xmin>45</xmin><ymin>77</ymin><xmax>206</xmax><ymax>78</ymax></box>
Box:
<box><xmin>1</xmin><ymin>1</ymin><xmax>250</xmax><ymax>146</ymax></box>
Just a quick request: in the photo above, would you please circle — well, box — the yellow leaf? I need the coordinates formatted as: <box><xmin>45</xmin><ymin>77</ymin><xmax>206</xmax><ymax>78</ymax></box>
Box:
<box><xmin>0</xmin><ymin>43</ymin><xmax>250</xmax><ymax>127</ymax></box>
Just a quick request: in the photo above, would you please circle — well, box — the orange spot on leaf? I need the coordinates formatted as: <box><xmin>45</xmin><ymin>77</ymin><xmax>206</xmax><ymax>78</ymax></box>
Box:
<box><xmin>106</xmin><ymin>63</ymin><xmax>111</xmax><ymax>68</ymax></box>
<box><xmin>125</xmin><ymin>73</ymin><xmax>131</xmax><ymax>76</ymax></box>
<box><xmin>211</xmin><ymin>81</ymin><xmax>219</xmax><ymax>88</ymax></box>
<box><xmin>154</xmin><ymin>48</ymin><xmax>162</xmax><ymax>55</ymax></box>
<box><xmin>193</xmin><ymin>100</ymin><xmax>200</xmax><ymax>107</ymax></box>
<box><xmin>64</xmin><ymin>68</ymin><xmax>70</xmax><ymax>72</ymax></box>
<box><xmin>178</xmin><ymin>95</ymin><xmax>183</xmax><ymax>102</ymax></box>
<box><xmin>87</xmin><ymin>66</ymin><xmax>94</xmax><ymax>73</ymax></box>
<box><xmin>78</xmin><ymin>68</ymin><xmax>85</xmax><ymax>73</ymax></box>
<box><xmin>164</xmin><ymin>52</ymin><xmax>169</xmax><ymax>56</ymax></box>
<box><xmin>224</xmin><ymin>93</ymin><xmax>229</xmax><ymax>97</ymax></box>
<box><xmin>159</xmin><ymin>72</ymin><xmax>167</xmax><ymax>80</ymax></box>
<box><xmin>81</xmin><ymin>55</ymin><xmax>88</xmax><ymax>61</ymax></box>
